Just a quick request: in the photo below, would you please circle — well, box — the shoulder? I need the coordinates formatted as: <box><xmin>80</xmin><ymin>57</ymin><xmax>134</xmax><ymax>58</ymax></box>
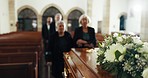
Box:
<box><xmin>52</xmin><ymin>32</ymin><xmax>58</xmax><ymax>36</ymax></box>
<box><xmin>88</xmin><ymin>27</ymin><xmax>95</xmax><ymax>31</ymax></box>
<box><xmin>88</xmin><ymin>27</ymin><xmax>94</xmax><ymax>30</ymax></box>
<box><xmin>65</xmin><ymin>32</ymin><xmax>72</xmax><ymax>38</ymax></box>
<box><xmin>75</xmin><ymin>27</ymin><xmax>82</xmax><ymax>31</ymax></box>
<box><xmin>50</xmin><ymin>22</ymin><xmax>55</xmax><ymax>26</ymax></box>
<box><xmin>42</xmin><ymin>24</ymin><xmax>47</xmax><ymax>27</ymax></box>
<box><xmin>64</xmin><ymin>31</ymin><xmax>71</xmax><ymax>36</ymax></box>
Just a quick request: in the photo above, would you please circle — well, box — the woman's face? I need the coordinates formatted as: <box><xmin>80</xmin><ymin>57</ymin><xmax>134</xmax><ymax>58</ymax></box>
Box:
<box><xmin>58</xmin><ymin>23</ymin><xmax>64</xmax><ymax>33</ymax></box>
<box><xmin>81</xmin><ymin>17</ymin><xmax>88</xmax><ymax>27</ymax></box>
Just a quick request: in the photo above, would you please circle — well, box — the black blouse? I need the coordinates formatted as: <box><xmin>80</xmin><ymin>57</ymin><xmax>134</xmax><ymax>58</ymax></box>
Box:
<box><xmin>49</xmin><ymin>31</ymin><xmax>73</xmax><ymax>61</ymax></box>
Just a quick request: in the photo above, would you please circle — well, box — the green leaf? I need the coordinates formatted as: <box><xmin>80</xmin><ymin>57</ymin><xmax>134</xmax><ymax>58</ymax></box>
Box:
<box><xmin>98</xmin><ymin>42</ymin><xmax>102</xmax><ymax>48</ymax></box>
<box><xmin>115</xmin><ymin>50</ymin><xmax>122</xmax><ymax>60</ymax></box>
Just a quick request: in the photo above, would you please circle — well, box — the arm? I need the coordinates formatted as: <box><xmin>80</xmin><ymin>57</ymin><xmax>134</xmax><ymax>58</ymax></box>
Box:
<box><xmin>73</xmin><ymin>28</ymin><xmax>87</xmax><ymax>47</ymax></box>
<box><xmin>73</xmin><ymin>27</ymin><xmax>89</xmax><ymax>47</ymax></box>
<box><xmin>73</xmin><ymin>28</ymin><xmax>79</xmax><ymax>47</ymax></box>
<box><xmin>65</xmin><ymin>32</ymin><xmax>73</xmax><ymax>51</ymax></box>
<box><xmin>88</xmin><ymin>28</ymin><xmax>96</xmax><ymax>47</ymax></box>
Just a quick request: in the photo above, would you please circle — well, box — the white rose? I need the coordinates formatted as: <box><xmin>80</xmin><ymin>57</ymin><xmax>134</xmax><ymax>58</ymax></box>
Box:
<box><xmin>113</xmin><ymin>33</ymin><xmax>118</xmax><ymax>37</ymax></box>
<box><xmin>104</xmin><ymin>44</ymin><xmax>117</xmax><ymax>62</ymax></box>
<box><xmin>144</xmin><ymin>54</ymin><xmax>148</xmax><ymax>60</ymax></box>
<box><xmin>135</xmin><ymin>54</ymin><xmax>139</xmax><ymax>58</ymax></box>
<box><xmin>116</xmin><ymin>43</ymin><xmax>126</xmax><ymax>54</ymax></box>
<box><xmin>143</xmin><ymin>43</ymin><xmax>148</xmax><ymax>53</ymax></box>
<box><xmin>142</xmin><ymin>68</ymin><xmax>148</xmax><ymax>78</ymax></box>
<box><xmin>124</xmin><ymin>43</ymin><xmax>133</xmax><ymax>49</ymax></box>
<box><xmin>122</xmin><ymin>35</ymin><xmax>127</xmax><ymax>39</ymax></box>
<box><xmin>104</xmin><ymin>49</ymin><xmax>115</xmax><ymax>62</ymax></box>
<box><xmin>117</xmin><ymin>37</ymin><xmax>123</xmax><ymax>42</ymax></box>
<box><xmin>144</xmin><ymin>42</ymin><xmax>148</xmax><ymax>46</ymax></box>
<box><xmin>139</xmin><ymin>43</ymin><xmax>148</xmax><ymax>53</ymax></box>
<box><xmin>132</xmin><ymin>37</ymin><xmax>143</xmax><ymax>45</ymax></box>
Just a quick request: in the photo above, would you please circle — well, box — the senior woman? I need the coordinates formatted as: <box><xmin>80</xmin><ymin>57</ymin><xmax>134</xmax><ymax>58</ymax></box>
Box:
<box><xmin>73</xmin><ymin>14</ymin><xmax>96</xmax><ymax>48</ymax></box>
<box><xmin>49</xmin><ymin>21</ymin><xmax>72</xmax><ymax>78</ymax></box>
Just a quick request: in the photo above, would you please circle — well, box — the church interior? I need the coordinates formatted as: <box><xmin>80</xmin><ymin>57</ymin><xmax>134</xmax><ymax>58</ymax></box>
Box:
<box><xmin>0</xmin><ymin>0</ymin><xmax>148</xmax><ymax>78</ymax></box>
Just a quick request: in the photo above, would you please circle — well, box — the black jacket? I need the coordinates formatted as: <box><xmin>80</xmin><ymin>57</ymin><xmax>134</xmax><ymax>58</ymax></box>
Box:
<box><xmin>73</xmin><ymin>26</ymin><xmax>96</xmax><ymax>48</ymax></box>
<box><xmin>42</xmin><ymin>23</ymin><xmax>56</xmax><ymax>41</ymax></box>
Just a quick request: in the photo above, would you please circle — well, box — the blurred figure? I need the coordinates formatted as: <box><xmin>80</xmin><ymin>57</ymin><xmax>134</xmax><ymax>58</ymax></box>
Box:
<box><xmin>73</xmin><ymin>14</ymin><xmax>96</xmax><ymax>48</ymax></box>
<box><xmin>49</xmin><ymin>21</ymin><xmax>72</xmax><ymax>78</ymax></box>
<box><xmin>42</xmin><ymin>17</ymin><xmax>56</xmax><ymax>62</ymax></box>
<box><xmin>53</xmin><ymin>13</ymin><xmax>62</xmax><ymax>30</ymax></box>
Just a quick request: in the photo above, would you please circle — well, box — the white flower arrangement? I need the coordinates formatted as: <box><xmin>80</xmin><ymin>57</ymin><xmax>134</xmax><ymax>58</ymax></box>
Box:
<box><xmin>142</xmin><ymin>67</ymin><xmax>148</xmax><ymax>78</ymax></box>
<box><xmin>97</xmin><ymin>33</ymin><xmax>148</xmax><ymax>78</ymax></box>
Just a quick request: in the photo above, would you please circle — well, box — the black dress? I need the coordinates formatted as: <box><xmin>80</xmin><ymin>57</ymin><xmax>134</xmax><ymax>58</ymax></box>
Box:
<box><xmin>49</xmin><ymin>31</ymin><xmax>73</xmax><ymax>78</ymax></box>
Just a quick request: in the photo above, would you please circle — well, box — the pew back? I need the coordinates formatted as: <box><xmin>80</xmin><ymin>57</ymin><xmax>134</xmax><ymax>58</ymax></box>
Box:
<box><xmin>0</xmin><ymin>62</ymin><xmax>34</xmax><ymax>78</ymax></box>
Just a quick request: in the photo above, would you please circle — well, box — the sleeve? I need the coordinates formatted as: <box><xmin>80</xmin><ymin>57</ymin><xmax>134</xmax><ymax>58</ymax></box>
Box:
<box><xmin>48</xmin><ymin>32</ymin><xmax>56</xmax><ymax>52</ymax></box>
<box><xmin>50</xmin><ymin>23</ymin><xmax>56</xmax><ymax>34</ymax></box>
<box><xmin>65</xmin><ymin>32</ymin><xmax>73</xmax><ymax>52</ymax></box>
<box><xmin>73</xmin><ymin>28</ymin><xmax>79</xmax><ymax>47</ymax></box>
<box><xmin>67</xmin><ymin>32</ymin><xmax>73</xmax><ymax>49</ymax></box>
<box><xmin>89</xmin><ymin>28</ymin><xmax>96</xmax><ymax>47</ymax></box>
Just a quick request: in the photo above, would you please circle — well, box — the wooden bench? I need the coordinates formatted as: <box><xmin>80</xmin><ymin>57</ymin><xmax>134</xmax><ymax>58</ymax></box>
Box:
<box><xmin>0</xmin><ymin>32</ymin><xmax>42</xmax><ymax>48</ymax></box>
<box><xmin>0</xmin><ymin>32</ymin><xmax>42</xmax><ymax>78</ymax></box>
<box><xmin>0</xmin><ymin>52</ymin><xmax>38</xmax><ymax>78</ymax></box>
<box><xmin>0</xmin><ymin>62</ymin><xmax>34</xmax><ymax>78</ymax></box>
<box><xmin>0</xmin><ymin>46</ymin><xmax>41</xmax><ymax>53</ymax></box>
<box><xmin>0</xmin><ymin>32</ymin><xmax>41</xmax><ymax>46</ymax></box>
<box><xmin>0</xmin><ymin>31</ymin><xmax>42</xmax><ymax>57</ymax></box>
<box><xmin>0</xmin><ymin>52</ymin><xmax>37</xmax><ymax>64</ymax></box>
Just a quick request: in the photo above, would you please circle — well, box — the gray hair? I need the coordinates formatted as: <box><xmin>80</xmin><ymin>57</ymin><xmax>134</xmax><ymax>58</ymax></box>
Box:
<box><xmin>57</xmin><ymin>21</ymin><xmax>66</xmax><ymax>31</ymax></box>
<box><xmin>55</xmin><ymin>13</ymin><xmax>62</xmax><ymax>21</ymax></box>
<box><xmin>79</xmin><ymin>14</ymin><xmax>91</xmax><ymax>25</ymax></box>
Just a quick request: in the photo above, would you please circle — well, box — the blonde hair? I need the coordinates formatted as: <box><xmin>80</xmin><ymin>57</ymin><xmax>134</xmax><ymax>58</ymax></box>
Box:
<box><xmin>79</xmin><ymin>14</ymin><xmax>91</xmax><ymax>26</ymax></box>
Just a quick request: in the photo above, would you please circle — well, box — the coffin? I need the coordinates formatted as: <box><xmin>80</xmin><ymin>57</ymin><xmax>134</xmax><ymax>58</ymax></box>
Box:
<box><xmin>64</xmin><ymin>48</ymin><xmax>114</xmax><ymax>78</ymax></box>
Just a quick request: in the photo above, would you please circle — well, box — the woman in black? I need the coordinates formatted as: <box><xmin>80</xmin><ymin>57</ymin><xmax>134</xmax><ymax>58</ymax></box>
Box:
<box><xmin>49</xmin><ymin>21</ymin><xmax>72</xmax><ymax>78</ymax></box>
<box><xmin>73</xmin><ymin>14</ymin><xmax>96</xmax><ymax>48</ymax></box>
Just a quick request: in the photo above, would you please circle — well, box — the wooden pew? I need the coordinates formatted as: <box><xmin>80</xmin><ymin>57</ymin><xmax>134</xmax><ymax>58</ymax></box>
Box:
<box><xmin>0</xmin><ymin>52</ymin><xmax>36</xmax><ymax>64</ymax></box>
<box><xmin>0</xmin><ymin>32</ymin><xmax>42</xmax><ymax>78</ymax></box>
<box><xmin>0</xmin><ymin>52</ymin><xmax>38</xmax><ymax>78</ymax></box>
<box><xmin>0</xmin><ymin>32</ymin><xmax>41</xmax><ymax>40</ymax></box>
<box><xmin>0</xmin><ymin>32</ymin><xmax>41</xmax><ymax>48</ymax></box>
<box><xmin>0</xmin><ymin>46</ymin><xmax>41</xmax><ymax>53</ymax></box>
<box><xmin>0</xmin><ymin>62</ymin><xmax>34</xmax><ymax>78</ymax></box>
<box><xmin>0</xmin><ymin>31</ymin><xmax>42</xmax><ymax>57</ymax></box>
